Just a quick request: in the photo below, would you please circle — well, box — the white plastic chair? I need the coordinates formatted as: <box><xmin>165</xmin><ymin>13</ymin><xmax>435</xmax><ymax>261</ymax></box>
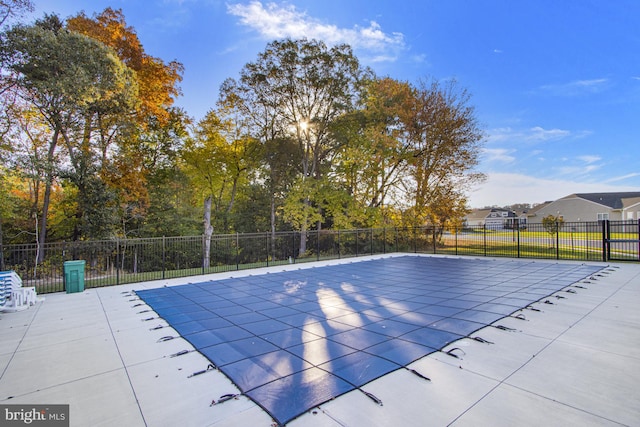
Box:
<box><xmin>0</xmin><ymin>271</ymin><xmax>37</xmax><ymax>313</ymax></box>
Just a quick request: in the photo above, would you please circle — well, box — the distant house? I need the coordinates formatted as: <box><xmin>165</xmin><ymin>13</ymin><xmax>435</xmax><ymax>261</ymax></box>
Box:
<box><xmin>526</xmin><ymin>192</ymin><xmax>640</xmax><ymax>223</ymax></box>
<box><xmin>464</xmin><ymin>208</ymin><xmax>527</xmax><ymax>229</ymax></box>
<box><xmin>464</xmin><ymin>209</ymin><xmax>491</xmax><ymax>227</ymax></box>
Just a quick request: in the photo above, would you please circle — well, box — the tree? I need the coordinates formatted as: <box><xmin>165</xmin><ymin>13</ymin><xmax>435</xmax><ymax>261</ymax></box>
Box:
<box><xmin>0</xmin><ymin>0</ymin><xmax>33</xmax><ymax>27</ymax></box>
<box><xmin>331</xmin><ymin>76</ymin><xmax>484</xmax><ymax>229</ymax></box>
<box><xmin>1</xmin><ymin>100</ymin><xmax>53</xmax><ymax>245</ymax></box>
<box><xmin>182</xmin><ymin>109</ymin><xmax>261</xmax><ymax>267</ymax></box>
<box><xmin>225</xmin><ymin>38</ymin><xmax>362</xmax><ymax>256</ymax></box>
<box><xmin>404</xmin><ymin>78</ymin><xmax>485</xmax><ymax>226</ymax></box>
<box><xmin>67</xmin><ymin>8</ymin><xmax>185</xmax><ymax>237</ymax></box>
<box><xmin>542</xmin><ymin>214</ymin><xmax>564</xmax><ymax>248</ymax></box>
<box><xmin>1</xmin><ymin>14</ymin><xmax>138</xmax><ymax>254</ymax></box>
<box><xmin>142</xmin><ymin>167</ymin><xmax>200</xmax><ymax>237</ymax></box>
<box><xmin>67</xmin><ymin>8</ymin><xmax>183</xmax><ymax>127</ymax></box>
<box><xmin>331</xmin><ymin>76</ymin><xmax>414</xmax><ymax>227</ymax></box>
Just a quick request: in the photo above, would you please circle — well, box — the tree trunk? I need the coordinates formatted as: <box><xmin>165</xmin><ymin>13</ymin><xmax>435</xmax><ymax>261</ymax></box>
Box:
<box><xmin>203</xmin><ymin>195</ymin><xmax>213</xmax><ymax>268</ymax></box>
<box><xmin>298</xmin><ymin>196</ymin><xmax>309</xmax><ymax>257</ymax></box>
<box><xmin>37</xmin><ymin>128</ymin><xmax>60</xmax><ymax>263</ymax></box>
<box><xmin>299</xmin><ymin>221</ymin><xmax>307</xmax><ymax>257</ymax></box>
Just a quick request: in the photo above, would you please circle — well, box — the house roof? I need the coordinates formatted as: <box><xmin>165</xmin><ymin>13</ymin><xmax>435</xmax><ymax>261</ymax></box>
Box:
<box><xmin>526</xmin><ymin>201</ymin><xmax>552</xmax><ymax>216</ymax></box>
<box><xmin>465</xmin><ymin>208</ymin><xmax>491</xmax><ymax>221</ymax></box>
<box><xmin>622</xmin><ymin>197</ymin><xmax>640</xmax><ymax>209</ymax></box>
<box><xmin>465</xmin><ymin>208</ymin><xmax>520</xmax><ymax>222</ymax></box>
<box><xmin>570</xmin><ymin>192</ymin><xmax>640</xmax><ymax>209</ymax></box>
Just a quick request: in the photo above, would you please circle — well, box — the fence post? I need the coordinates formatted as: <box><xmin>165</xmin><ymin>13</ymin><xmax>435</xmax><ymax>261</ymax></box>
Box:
<box><xmin>116</xmin><ymin>238</ymin><xmax>120</xmax><ymax>286</ymax></box>
<box><xmin>606</xmin><ymin>220</ymin><xmax>611</xmax><ymax>262</ymax></box>
<box><xmin>602</xmin><ymin>220</ymin><xmax>608</xmax><ymax>262</ymax></box>
<box><xmin>162</xmin><ymin>236</ymin><xmax>166</xmax><ymax>280</ymax></box>
<box><xmin>370</xmin><ymin>228</ymin><xmax>374</xmax><ymax>255</ymax></box>
<box><xmin>483</xmin><ymin>224</ymin><xmax>487</xmax><ymax>257</ymax></box>
<box><xmin>517</xmin><ymin>220</ymin><xmax>521</xmax><ymax>258</ymax></box>
<box><xmin>455</xmin><ymin>225</ymin><xmax>458</xmax><ymax>256</ymax></box>
<box><xmin>338</xmin><ymin>229</ymin><xmax>341</xmax><ymax>259</ymax></box>
<box><xmin>236</xmin><ymin>233</ymin><xmax>240</xmax><ymax>270</ymax></box>
<box><xmin>556</xmin><ymin>220</ymin><xmax>560</xmax><ymax>259</ymax></box>
<box><xmin>432</xmin><ymin>226</ymin><xmax>437</xmax><ymax>254</ymax></box>
<box><xmin>383</xmin><ymin>227</ymin><xmax>386</xmax><ymax>254</ymax></box>
<box><xmin>266</xmin><ymin>232</ymin><xmax>269</xmax><ymax>267</ymax></box>
<box><xmin>292</xmin><ymin>232</ymin><xmax>296</xmax><ymax>264</ymax></box>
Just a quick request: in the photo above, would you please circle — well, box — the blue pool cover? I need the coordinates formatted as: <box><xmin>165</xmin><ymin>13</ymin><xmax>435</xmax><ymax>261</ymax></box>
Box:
<box><xmin>136</xmin><ymin>256</ymin><xmax>604</xmax><ymax>425</ymax></box>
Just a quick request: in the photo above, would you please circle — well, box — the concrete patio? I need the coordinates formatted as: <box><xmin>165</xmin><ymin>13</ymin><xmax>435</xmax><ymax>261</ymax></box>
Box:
<box><xmin>1</xmin><ymin>254</ymin><xmax>639</xmax><ymax>426</ymax></box>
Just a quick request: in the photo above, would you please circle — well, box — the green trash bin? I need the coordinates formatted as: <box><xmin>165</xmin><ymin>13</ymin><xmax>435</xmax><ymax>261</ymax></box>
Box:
<box><xmin>64</xmin><ymin>260</ymin><xmax>86</xmax><ymax>293</ymax></box>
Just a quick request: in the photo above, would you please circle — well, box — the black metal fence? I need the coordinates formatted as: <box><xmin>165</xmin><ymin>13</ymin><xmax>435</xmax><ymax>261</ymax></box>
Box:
<box><xmin>1</xmin><ymin>220</ymin><xmax>638</xmax><ymax>294</ymax></box>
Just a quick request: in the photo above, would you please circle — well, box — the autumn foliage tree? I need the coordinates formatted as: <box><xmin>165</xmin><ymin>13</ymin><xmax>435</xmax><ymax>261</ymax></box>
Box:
<box><xmin>67</xmin><ymin>8</ymin><xmax>183</xmax><ymax>126</ymax></box>
<box><xmin>1</xmin><ymin>14</ymin><xmax>139</xmax><ymax>257</ymax></box>
<box><xmin>1</xmin><ymin>8</ymin><xmax>185</xmax><ymax>252</ymax></box>
<box><xmin>333</xmin><ymin>76</ymin><xmax>485</xmax><ymax>229</ymax></box>
<box><xmin>1</xmin><ymin>6</ymin><xmax>485</xmax><ymax>254</ymax></box>
<box><xmin>332</xmin><ymin>77</ymin><xmax>415</xmax><ymax>226</ymax></box>
<box><xmin>67</xmin><ymin>8</ymin><xmax>184</xmax><ymax>236</ymax></box>
<box><xmin>404</xmin><ymin>78</ymin><xmax>485</xmax><ymax>227</ymax></box>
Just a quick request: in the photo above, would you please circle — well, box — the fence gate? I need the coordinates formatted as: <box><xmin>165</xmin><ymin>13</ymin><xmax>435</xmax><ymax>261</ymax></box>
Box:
<box><xmin>603</xmin><ymin>220</ymin><xmax>640</xmax><ymax>262</ymax></box>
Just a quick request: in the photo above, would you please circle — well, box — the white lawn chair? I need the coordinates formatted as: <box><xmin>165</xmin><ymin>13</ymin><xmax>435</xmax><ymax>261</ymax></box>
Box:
<box><xmin>0</xmin><ymin>271</ymin><xmax>38</xmax><ymax>313</ymax></box>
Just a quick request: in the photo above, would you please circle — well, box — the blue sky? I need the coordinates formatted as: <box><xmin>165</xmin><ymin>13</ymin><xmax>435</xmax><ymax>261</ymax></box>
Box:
<box><xmin>28</xmin><ymin>0</ymin><xmax>640</xmax><ymax>208</ymax></box>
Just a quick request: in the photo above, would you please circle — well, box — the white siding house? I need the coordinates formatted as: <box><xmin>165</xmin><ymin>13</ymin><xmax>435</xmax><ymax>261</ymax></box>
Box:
<box><xmin>464</xmin><ymin>208</ymin><xmax>526</xmax><ymax>229</ymax></box>
<box><xmin>527</xmin><ymin>192</ymin><xmax>640</xmax><ymax>223</ymax></box>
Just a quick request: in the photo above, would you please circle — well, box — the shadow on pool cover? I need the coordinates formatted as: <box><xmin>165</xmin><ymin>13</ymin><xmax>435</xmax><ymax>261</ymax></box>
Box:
<box><xmin>136</xmin><ymin>256</ymin><xmax>603</xmax><ymax>425</ymax></box>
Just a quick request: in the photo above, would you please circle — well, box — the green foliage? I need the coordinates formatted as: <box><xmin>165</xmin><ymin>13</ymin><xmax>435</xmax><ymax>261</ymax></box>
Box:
<box><xmin>227</xmin><ymin>39</ymin><xmax>363</xmax><ymax>234</ymax></box>
<box><xmin>1</xmin><ymin>12</ymin><xmax>485</xmax><ymax>242</ymax></box>
<box><xmin>542</xmin><ymin>214</ymin><xmax>565</xmax><ymax>248</ymax></box>
<box><xmin>281</xmin><ymin>178</ymin><xmax>323</xmax><ymax>231</ymax></box>
<box><xmin>1</xmin><ymin>13</ymin><xmax>140</xmax><ymax>247</ymax></box>
<box><xmin>142</xmin><ymin>166</ymin><xmax>200</xmax><ymax>237</ymax></box>
<box><xmin>232</xmin><ymin>184</ymin><xmax>273</xmax><ymax>233</ymax></box>
<box><xmin>542</xmin><ymin>214</ymin><xmax>565</xmax><ymax>235</ymax></box>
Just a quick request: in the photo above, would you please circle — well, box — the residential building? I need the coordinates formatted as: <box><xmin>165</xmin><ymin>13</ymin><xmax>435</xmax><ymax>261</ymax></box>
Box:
<box><xmin>464</xmin><ymin>208</ymin><xmax>527</xmax><ymax>229</ymax></box>
<box><xmin>526</xmin><ymin>192</ymin><xmax>640</xmax><ymax>223</ymax></box>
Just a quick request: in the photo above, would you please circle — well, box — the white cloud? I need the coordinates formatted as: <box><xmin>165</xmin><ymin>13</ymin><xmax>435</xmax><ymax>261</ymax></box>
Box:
<box><xmin>539</xmin><ymin>78</ymin><xmax>609</xmax><ymax>96</ymax></box>
<box><xmin>578</xmin><ymin>155</ymin><xmax>601</xmax><ymax>164</ymax></box>
<box><xmin>553</xmin><ymin>154</ymin><xmax>604</xmax><ymax>177</ymax></box>
<box><xmin>467</xmin><ymin>172</ymin><xmax>640</xmax><ymax>208</ymax></box>
<box><xmin>493</xmin><ymin>49</ymin><xmax>503</xmax><ymax>54</ymax></box>
<box><xmin>486</xmin><ymin>127</ymin><xmax>516</xmax><ymax>143</ymax></box>
<box><xmin>483</xmin><ymin>148</ymin><xmax>515</xmax><ymax>163</ymax></box>
<box><xmin>527</xmin><ymin>126</ymin><xmax>571</xmax><ymax>142</ymax></box>
<box><xmin>369</xmin><ymin>54</ymin><xmax>399</xmax><ymax>63</ymax></box>
<box><xmin>605</xmin><ymin>172</ymin><xmax>640</xmax><ymax>183</ymax></box>
<box><xmin>574</xmin><ymin>78</ymin><xmax>608</xmax><ymax>87</ymax></box>
<box><xmin>487</xmin><ymin>126</ymin><xmax>573</xmax><ymax>144</ymax></box>
<box><xmin>555</xmin><ymin>164</ymin><xmax>601</xmax><ymax>176</ymax></box>
<box><xmin>227</xmin><ymin>1</ymin><xmax>405</xmax><ymax>59</ymax></box>
<box><xmin>411</xmin><ymin>53</ymin><xmax>428</xmax><ymax>63</ymax></box>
